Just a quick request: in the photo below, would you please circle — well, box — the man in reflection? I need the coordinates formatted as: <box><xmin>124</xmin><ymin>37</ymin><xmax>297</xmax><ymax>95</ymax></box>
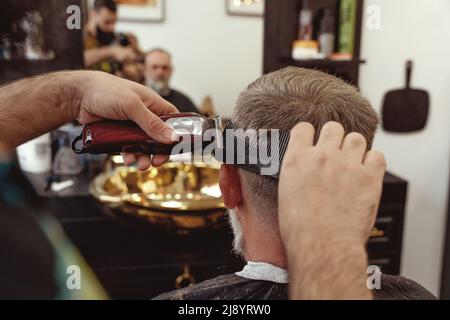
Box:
<box><xmin>84</xmin><ymin>0</ymin><xmax>143</xmax><ymax>82</ymax></box>
<box><xmin>144</xmin><ymin>48</ymin><xmax>199</xmax><ymax>113</ymax></box>
<box><xmin>154</xmin><ymin>67</ymin><xmax>436</xmax><ymax>301</ymax></box>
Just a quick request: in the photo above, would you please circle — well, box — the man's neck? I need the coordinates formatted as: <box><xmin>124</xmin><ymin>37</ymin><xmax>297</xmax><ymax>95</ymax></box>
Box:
<box><xmin>245</xmin><ymin>242</ymin><xmax>287</xmax><ymax>269</ymax></box>
<box><xmin>241</xmin><ymin>217</ymin><xmax>287</xmax><ymax>269</ymax></box>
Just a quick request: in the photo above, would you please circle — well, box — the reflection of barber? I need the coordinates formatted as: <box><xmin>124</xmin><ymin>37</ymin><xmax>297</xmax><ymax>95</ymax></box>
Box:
<box><xmin>84</xmin><ymin>0</ymin><xmax>138</xmax><ymax>77</ymax></box>
<box><xmin>144</xmin><ymin>48</ymin><xmax>199</xmax><ymax>113</ymax></box>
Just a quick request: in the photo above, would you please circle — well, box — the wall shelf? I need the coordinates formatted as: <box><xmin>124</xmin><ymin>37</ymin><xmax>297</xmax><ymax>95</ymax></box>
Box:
<box><xmin>263</xmin><ymin>0</ymin><xmax>365</xmax><ymax>86</ymax></box>
<box><xmin>281</xmin><ymin>57</ymin><xmax>366</xmax><ymax>68</ymax></box>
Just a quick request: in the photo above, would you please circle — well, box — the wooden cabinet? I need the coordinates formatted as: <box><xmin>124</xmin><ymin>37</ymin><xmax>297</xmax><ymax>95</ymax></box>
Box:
<box><xmin>49</xmin><ymin>196</ymin><xmax>244</xmax><ymax>299</ymax></box>
<box><xmin>441</xmin><ymin>184</ymin><xmax>450</xmax><ymax>299</ymax></box>
<box><xmin>368</xmin><ymin>173</ymin><xmax>407</xmax><ymax>275</ymax></box>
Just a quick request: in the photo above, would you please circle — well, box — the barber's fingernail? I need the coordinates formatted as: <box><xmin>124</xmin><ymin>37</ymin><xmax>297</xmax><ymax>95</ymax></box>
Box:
<box><xmin>165</xmin><ymin>129</ymin><xmax>179</xmax><ymax>143</ymax></box>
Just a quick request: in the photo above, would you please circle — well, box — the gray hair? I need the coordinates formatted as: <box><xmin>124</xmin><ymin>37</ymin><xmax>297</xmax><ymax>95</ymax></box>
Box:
<box><xmin>227</xmin><ymin>209</ymin><xmax>246</xmax><ymax>258</ymax></box>
<box><xmin>145</xmin><ymin>48</ymin><xmax>172</xmax><ymax>60</ymax></box>
<box><xmin>232</xmin><ymin>67</ymin><xmax>379</xmax><ymax>222</ymax></box>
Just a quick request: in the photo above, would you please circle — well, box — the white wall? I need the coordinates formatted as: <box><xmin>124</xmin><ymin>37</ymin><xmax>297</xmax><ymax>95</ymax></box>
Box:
<box><xmin>116</xmin><ymin>0</ymin><xmax>264</xmax><ymax>116</ymax></box>
<box><xmin>360</xmin><ymin>0</ymin><xmax>450</xmax><ymax>296</ymax></box>
<box><xmin>118</xmin><ymin>0</ymin><xmax>450</xmax><ymax>296</ymax></box>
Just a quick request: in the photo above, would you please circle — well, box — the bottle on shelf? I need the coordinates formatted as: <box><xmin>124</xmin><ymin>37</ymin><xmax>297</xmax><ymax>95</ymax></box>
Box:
<box><xmin>338</xmin><ymin>0</ymin><xmax>357</xmax><ymax>59</ymax></box>
<box><xmin>292</xmin><ymin>3</ymin><xmax>321</xmax><ymax>61</ymax></box>
<box><xmin>319</xmin><ymin>9</ymin><xmax>335</xmax><ymax>58</ymax></box>
<box><xmin>298</xmin><ymin>6</ymin><xmax>313</xmax><ymax>41</ymax></box>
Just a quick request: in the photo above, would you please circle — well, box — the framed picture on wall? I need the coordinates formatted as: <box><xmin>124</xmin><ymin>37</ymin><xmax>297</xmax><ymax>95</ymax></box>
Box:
<box><xmin>117</xmin><ymin>0</ymin><xmax>165</xmax><ymax>23</ymax></box>
<box><xmin>225</xmin><ymin>0</ymin><xmax>265</xmax><ymax>17</ymax></box>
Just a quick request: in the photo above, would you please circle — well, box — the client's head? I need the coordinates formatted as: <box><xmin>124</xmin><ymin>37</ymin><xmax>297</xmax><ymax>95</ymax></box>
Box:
<box><xmin>219</xmin><ymin>67</ymin><xmax>379</xmax><ymax>267</ymax></box>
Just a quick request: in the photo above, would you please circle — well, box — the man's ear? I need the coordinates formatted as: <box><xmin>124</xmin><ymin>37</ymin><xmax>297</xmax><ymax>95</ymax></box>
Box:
<box><xmin>219</xmin><ymin>165</ymin><xmax>243</xmax><ymax>209</ymax></box>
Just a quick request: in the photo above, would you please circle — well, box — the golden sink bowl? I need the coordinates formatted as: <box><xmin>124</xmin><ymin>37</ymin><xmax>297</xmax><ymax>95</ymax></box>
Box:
<box><xmin>90</xmin><ymin>161</ymin><xmax>226</xmax><ymax>230</ymax></box>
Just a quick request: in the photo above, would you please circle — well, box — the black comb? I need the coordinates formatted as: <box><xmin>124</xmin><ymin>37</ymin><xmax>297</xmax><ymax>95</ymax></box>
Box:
<box><xmin>214</xmin><ymin>121</ymin><xmax>291</xmax><ymax>179</ymax></box>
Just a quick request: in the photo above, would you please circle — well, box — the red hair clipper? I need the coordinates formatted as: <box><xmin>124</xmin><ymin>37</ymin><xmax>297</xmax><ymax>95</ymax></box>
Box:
<box><xmin>72</xmin><ymin>113</ymin><xmax>221</xmax><ymax>155</ymax></box>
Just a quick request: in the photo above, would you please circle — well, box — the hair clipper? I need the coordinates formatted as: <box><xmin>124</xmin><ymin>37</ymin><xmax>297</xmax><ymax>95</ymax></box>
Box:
<box><xmin>72</xmin><ymin>113</ymin><xmax>222</xmax><ymax>155</ymax></box>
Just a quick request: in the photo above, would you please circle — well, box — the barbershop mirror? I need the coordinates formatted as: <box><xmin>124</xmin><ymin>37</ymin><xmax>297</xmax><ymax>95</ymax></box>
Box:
<box><xmin>82</xmin><ymin>0</ymin><xmax>264</xmax><ymax>117</ymax></box>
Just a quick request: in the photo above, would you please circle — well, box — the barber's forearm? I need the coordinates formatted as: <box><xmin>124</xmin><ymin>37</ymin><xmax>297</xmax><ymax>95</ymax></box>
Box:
<box><xmin>0</xmin><ymin>71</ymin><xmax>82</xmax><ymax>147</ymax></box>
<box><xmin>84</xmin><ymin>47</ymin><xmax>113</xmax><ymax>68</ymax></box>
<box><xmin>288</xmin><ymin>234</ymin><xmax>372</xmax><ymax>300</ymax></box>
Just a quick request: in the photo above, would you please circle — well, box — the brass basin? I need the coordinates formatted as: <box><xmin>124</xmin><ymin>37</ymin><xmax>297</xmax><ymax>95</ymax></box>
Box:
<box><xmin>90</xmin><ymin>161</ymin><xmax>225</xmax><ymax>230</ymax></box>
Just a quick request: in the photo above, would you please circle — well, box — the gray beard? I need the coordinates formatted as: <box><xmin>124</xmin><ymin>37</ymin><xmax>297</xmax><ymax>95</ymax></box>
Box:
<box><xmin>146</xmin><ymin>78</ymin><xmax>170</xmax><ymax>97</ymax></box>
<box><xmin>227</xmin><ymin>209</ymin><xmax>246</xmax><ymax>258</ymax></box>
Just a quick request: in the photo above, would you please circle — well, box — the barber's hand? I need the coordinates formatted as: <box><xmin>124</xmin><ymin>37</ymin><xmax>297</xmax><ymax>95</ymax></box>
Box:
<box><xmin>73</xmin><ymin>71</ymin><xmax>179</xmax><ymax>170</ymax></box>
<box><xmin>278</xmin><ymin>122</ymin><xmax>386</xmax><ymax>249</ymax></box>
<box><xmin>110</xmin><ymin>45</ymin><xmax>137</xmax><ymax>63</ymax></box>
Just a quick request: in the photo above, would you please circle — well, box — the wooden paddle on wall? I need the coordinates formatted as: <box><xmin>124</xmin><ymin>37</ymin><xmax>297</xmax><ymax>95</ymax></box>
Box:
<box><xmin>382</xmin><ymin>60</ymin><xmax>430</xmax><ymax>133</ymax></box>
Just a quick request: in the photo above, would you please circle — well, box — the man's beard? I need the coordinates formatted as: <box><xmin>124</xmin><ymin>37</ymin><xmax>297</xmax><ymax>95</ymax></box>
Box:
<box><xmin>96</xmin><ymin>25</ymin><xmax>115</xmax><ymax>46</ymax></box>
<box><xmin>227</xmin><ymin>209</ymin><xmax>246</xmax><ymax>258</ymax></box>
<box><xmin>146</xmin><ymin>78</ymin><xmax>170</xmax><ymax>97</ymax></box>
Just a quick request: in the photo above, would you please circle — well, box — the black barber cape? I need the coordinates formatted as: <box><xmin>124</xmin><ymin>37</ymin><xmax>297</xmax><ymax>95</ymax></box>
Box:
<box><xmin>153</xmin><ymin>273</ymin><xmax>437</xmax><ymax>300</ymax></box>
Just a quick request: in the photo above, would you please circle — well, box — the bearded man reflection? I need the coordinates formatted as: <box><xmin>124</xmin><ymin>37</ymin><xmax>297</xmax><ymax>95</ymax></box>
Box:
<box><xmin>84</xmin><ymin>0</ymin><xmax>142</xmax><ymax>82</ymax></box>
<box><xmin>144</xmin><ymin>48</ymin><xmax>199</xmax><ymax>113</ymax></box>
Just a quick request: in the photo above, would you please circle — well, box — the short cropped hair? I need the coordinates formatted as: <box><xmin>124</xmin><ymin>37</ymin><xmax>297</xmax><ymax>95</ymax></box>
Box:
<box><xmin>232</xmin><ymin>67</ymin><xmax>379</xmax><ymax>221</ymax></box>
